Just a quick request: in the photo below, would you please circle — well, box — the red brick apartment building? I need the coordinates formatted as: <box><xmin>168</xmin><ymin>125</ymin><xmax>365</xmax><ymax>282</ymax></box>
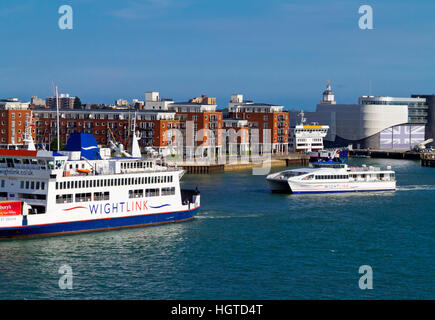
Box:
<box><xmin>31</xmin><ymin>108</ymin><xmax>179</xmax><ymax>154</ymax></box>
<box><xmin>222</xmin><ymin>118</ymin><xmax>249</xmax><ymax>155</ymax></box>
<box><xmin>144</xmin><ymin>92</ymin><xmax>223</xmax><ymax>158</ymax></box>
<box><xmin>0</xmin><ymin>99</ymin><xmax>34</xmax><ymax>145</ymax></box>
<box><xmin>227</xmin><ymin>94</ymin><xmax>289</xmax><ymax>154</ymax></box>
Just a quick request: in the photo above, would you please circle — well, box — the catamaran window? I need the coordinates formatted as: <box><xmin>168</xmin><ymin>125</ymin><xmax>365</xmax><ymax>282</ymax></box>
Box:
<box><xmin>13</xmin><ymin>158</ymin><xmax>21</xmax><ymax>164</ymax></box>
<box><xmin>0</xmin><ymin>158</ymin><xmax>5</xmax><ymax>163</ymax></box>
<box><xmin>23</xmin><ymin>159</ymin><xmax>30</xmax><ymax>165</ymax></box>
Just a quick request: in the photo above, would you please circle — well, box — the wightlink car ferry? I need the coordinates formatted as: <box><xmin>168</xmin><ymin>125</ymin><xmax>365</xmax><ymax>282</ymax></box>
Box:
<box><xmin>0</xmin><ymin>133</ymin><xmax>200</xmax><ymax>238</ymax></box>
<box><xmin>266</xmin><ymin>161</ymin><xmax>396</xmax><ymax>194</ymax></box>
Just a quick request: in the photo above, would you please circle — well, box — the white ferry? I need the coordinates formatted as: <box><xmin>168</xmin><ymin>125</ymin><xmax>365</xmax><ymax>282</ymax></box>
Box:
<box><xmin>266</xmin><ymin>161</ymin><xmax>396</xmax><ymax>194</ymax></box>
<box><xmin>0</xmin><ymin>133</ymin><xmax>200</xmax><ymax>238</ymax></box>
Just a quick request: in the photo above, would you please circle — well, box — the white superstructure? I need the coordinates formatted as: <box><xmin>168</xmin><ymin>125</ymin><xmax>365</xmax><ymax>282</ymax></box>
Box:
<box><xmin>289</xmin><ymin>111</ymin><xmax>329</xmax><ymax>153</ymax></box>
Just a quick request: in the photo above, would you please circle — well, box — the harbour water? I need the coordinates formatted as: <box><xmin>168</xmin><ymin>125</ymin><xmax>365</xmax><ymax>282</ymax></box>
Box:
<box><xmin>0</xmin><ymin>158</ymin><xmax>433</xmax><ymax>299</ymax></box>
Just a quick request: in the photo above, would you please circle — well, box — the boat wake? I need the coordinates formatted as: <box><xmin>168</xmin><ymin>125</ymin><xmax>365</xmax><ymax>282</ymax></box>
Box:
<box><xmin>196</xmin><ymin>213</ymin><xmax>265</xmax><ymax>219</ymax></box>
<box><xmin>397</xmin><ymin>185</ymin><xmax>435</xmax><ymax>191</ymax></box>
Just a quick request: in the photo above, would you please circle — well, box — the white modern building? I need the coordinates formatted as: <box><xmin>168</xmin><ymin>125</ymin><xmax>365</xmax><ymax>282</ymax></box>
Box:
<box><xmin>298</xmin><ymin>82</ymin><xmax>427</xmax><ymax>150</ymax></box>
<box><xmin>0</xmin><ymin>98</ymin><xmax>30</xmax><ymax>110</ymax></box>
<box><xmin>144</xmin><ymin>92</ymin><xmax>174</xmax><ymax>111</ymax></box>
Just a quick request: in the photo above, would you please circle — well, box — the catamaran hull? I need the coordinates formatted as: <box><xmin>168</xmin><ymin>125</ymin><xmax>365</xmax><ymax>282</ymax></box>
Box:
<box><xmin>288</xmin><ymin>181</ymin><xmax>396</xmax><ymax>194</ymax></box>
<box><xmin>0</xmin><ymin>207</ymin><xmax>199</xmax><ymax>239</ymax></box>
<box><xmin>266</xmin><ymin>179</ymin><xmax>291</xmax><ymax>193</ymax></box>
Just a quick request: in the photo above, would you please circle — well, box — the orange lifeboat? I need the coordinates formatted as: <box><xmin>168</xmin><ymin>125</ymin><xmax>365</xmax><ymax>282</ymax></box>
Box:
<box><xmin>76</xmin><ymin>169</ymin><xmax>91</xmax><ymax>174</ymax></box>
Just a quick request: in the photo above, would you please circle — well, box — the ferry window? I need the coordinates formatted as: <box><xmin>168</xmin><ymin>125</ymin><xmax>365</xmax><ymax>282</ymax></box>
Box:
<box><xmin>94</xmin><ymin>192</ymin><xmax>110</xmax><ymax>201</ymax></box>
<box><xmin>36</xmin><ymin>182</ymin><xmax>40</xmax><ymax>189</ymax></box>
<box><xmin>23</xmin><ymin>159</ymin><xmax>30</xmax><ymax>165</ymax></box>
<box><xmin>129</xmin><ymin>189</ymin><xmax>143</xmax><ymax>198</ymax></box>
<box><xmin>145</xmin><ymin>188</ymin><xmax>159</xmax><ymax>197</ymax></box>
<box><xmin>14</xmin><ymin>158</ymin><xmax>21</xmax><ymax>164</ymax></box>
<box><xmin>76</xmin><ymin>193</ymin><xmax>91</xmax><ymax>202</ymax></box>
<box><xmin>67</xmin><ymin>181</ymin><xmax>71</xmax><ymax>189</ymax></box>
<box><xmin>21</xmin><ymin>181</ymin><xmax>24</xmax><ymax>189</ymax></box>
<box><xmin>6</xmin><ymin>159</ymin><xmax>14</xmax><ymax>167</ymax></box>
<box><xmin>0</xmin><ymin>158</ymin><xmax>4</xmax><ymax>163</ymax></box>
<box><xmin>41</xmin><ymin>182</ymin><xmax>45</xmax><ymax>190</ymax></box>
<box><xmin>56</xmin><ymin>194</ymin><xmax>73</xmax><ymax>204</ymax></box>
<box><xmin>162</xmin><ymin>187</ymin><xmax>175</xmax><ymax>196</ymax></box>
<box><xmin>31</xmin><ymin>181</ymin><xmax>35</xmax><ymax>189</ymax></box>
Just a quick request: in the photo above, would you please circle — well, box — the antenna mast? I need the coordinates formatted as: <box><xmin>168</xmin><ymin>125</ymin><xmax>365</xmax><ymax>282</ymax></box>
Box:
<box><xmin>56</xmin><ymin>85</ymin><xmax>60</xmax><ymax>151</ymax></box>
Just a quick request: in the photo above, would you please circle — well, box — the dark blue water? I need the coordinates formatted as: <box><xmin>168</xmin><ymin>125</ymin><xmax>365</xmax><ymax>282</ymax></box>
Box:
<box><xmin>0</xmin><ymin>158</ymin><xmax>433</xmax><ymax>299</ymax></box>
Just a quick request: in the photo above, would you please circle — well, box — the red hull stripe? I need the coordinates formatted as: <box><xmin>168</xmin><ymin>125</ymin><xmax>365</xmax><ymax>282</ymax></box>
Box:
<box><xmin>0</xmin><ymin>149</ymin><xmax>38</xmax><ymax>157</ymax></box>
<box><xmin>63</xmin><ymin>206</ymin><xmax>87</xmax><ymax>211</ymax></box>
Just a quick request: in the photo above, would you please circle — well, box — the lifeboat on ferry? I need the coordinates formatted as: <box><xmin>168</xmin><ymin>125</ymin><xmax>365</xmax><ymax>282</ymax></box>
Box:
<box><xmin>76</xmin><ymin>169</ymin><xmax>91</xmax><ymax>174</ymax></box>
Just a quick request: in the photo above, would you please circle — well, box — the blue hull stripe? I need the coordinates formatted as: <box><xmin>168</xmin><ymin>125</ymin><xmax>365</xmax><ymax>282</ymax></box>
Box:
<box><xmin>292</xmin><ymin>189</ymin><xmax>394</xmax><ymax>194</ymax></box>
<box><xmin>0</xmin><ymin>207</ymin><xmax>199</xmax><ymax>238</ymax></box>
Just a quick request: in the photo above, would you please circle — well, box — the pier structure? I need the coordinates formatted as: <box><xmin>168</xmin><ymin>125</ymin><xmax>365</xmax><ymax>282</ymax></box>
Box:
<box><xmin>168</xmin><ymin>153</ymin><xmax>310</xmax><ymax>174</ymax></box>
<box><xmin>349</xmin><ymin>149</ymin><xmax>421</xmax><ymax>160</ymax></box>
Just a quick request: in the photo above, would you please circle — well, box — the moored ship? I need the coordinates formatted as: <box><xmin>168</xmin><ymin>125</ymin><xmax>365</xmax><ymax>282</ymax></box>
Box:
<box><xmin>0</xmin><ymin>133</ymin><xmax>200</xmax><ymax>238</ymax></box>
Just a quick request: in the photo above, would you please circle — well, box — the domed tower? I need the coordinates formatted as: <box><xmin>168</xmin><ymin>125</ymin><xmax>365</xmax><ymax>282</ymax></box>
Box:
<box><xmin>320</xmin><ymin>80</ymin><xmax>336</xmax><ymax>104</ymax></box>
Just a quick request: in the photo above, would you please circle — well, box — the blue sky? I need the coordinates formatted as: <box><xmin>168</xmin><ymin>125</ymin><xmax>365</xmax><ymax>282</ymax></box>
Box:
<box><xmin>1</xmin><ymin>0</ymin><xmax>435</xmax><ymax>110</ymax></box>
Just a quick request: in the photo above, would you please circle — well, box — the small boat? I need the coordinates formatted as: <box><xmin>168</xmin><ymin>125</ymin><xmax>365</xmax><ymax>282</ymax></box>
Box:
<box><xmin>309</xmin><ymin>148</ymin><xmax>348</xmax><ymax>162</ymax></box>
<box><xmin>266</xmin><ymin>160</ymin><xmax>396</xmax><ymax>194</ymax></box>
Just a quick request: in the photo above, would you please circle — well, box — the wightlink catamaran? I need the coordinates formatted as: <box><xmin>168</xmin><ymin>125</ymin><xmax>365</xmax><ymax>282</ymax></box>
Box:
<box><xmin>266</xmin><ymin>161</ymin><xmax>396</xmax><ymax>194</ymax></box>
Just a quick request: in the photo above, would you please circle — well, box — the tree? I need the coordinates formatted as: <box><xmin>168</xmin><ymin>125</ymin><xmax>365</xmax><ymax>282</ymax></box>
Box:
<box><xmin>50</xmin><ymin>138</ymin><xmax>65</xmax><ymax>152</ymax></box>
<box><xmin>73</xmin><ymin>97</ymin><xmax>82</xmax><ymax>109</ymax></box>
